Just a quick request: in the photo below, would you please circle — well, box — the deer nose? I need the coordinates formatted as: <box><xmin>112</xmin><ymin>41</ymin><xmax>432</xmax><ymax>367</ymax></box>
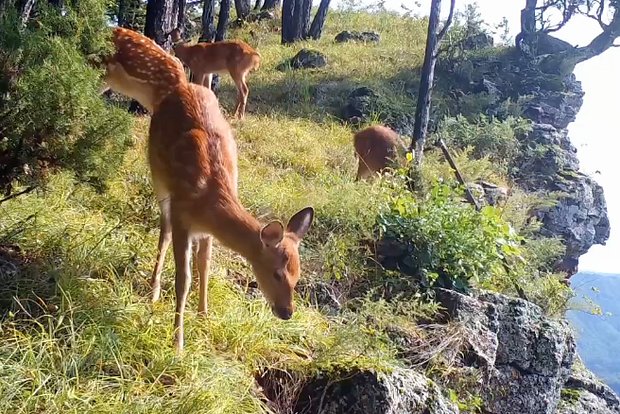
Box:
<box><xmin>272</xmin><ymin>305</ymin><xmax>293</xmax><ymax>320</ymax></box>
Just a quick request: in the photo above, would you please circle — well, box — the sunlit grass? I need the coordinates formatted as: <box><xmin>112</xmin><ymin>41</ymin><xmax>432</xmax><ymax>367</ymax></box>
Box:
<box><xmin>0</xmin><ymin>11</ymin><xmax>432</xmax><ymax>411</ymax></box>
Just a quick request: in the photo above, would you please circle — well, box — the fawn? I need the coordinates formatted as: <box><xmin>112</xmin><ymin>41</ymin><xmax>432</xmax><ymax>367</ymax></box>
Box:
<box><xmin>167</xmin><ymin>28</ymin><xmax>261</xmax><ymax>120</ymax></box>
<box><xmin>102</xmin><ymin>27</ymin><xmax>314</xmax><ymax>352</ymax></box>
<box><xmin>353</xmin><ymin>125</ymin><xmax>408</xmax><ymax>181</ymax></box>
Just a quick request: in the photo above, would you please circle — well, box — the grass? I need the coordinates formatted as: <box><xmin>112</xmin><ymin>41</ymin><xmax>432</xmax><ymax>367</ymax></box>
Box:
<box><xmin>0</xmin><ymin>7</ymin><xmax>574</xmax><ymax>413</ymax></box>
<box><xmin>0</xmin><ymin>10</ymin><xmax>433</xmax><ymax>413</ymax></box>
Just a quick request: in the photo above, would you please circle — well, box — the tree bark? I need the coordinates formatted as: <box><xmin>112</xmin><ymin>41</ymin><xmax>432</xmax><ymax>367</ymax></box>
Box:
<box><xmin>515</xmin><ymin>0</ymin><xmax>538</xmax><ymax>55</ymax></box>
<box><xmin>215</xmin><ymin>0</ymin><xmax>230</xmax><ymax>41</ymax></box>
<box><xmin>175</xmin><ymin>0</ymin><xmax>186</xmax><ymax>33</ymax></box>
<box><xmin>19</xmin><ymin>0</ymin><xmax>36</xmax><ymax>25</ymax></box>
<box><xmin>281</xmin><ymin>0</ymin><xmax>295</xmax><ymax>44</ymax></box>
<box><xmin>144</xmin><ymin>0</ymin><xmax>179</xmax><ymax>49</ymax></box>
<box><xmin>297</xmin><ymin>0</ymin><xmax>312</xmax><ymax>38</ymax></box>
<box><xmin>410</xmin><ymin>0</ymin><xmax>455</xmax><ymax>166</ymax></box>
<box><xmin>308</xmin><ymin>0</ymin><xmax>330</xmax><ymax>40</ymax></box>
<box><xmin>234</xmin><ymin>0</ymin><xmax>251</xmax><ymax>20</ymax></box>
<box><xmin>261</xmin><ymin>0</ymin><xmax>280</xmax><ymax>11</ymax></box>
<box><xmin>201</xmin><ymin>0</ymin><xmax>216</xmax><ymax>41</ymax></box>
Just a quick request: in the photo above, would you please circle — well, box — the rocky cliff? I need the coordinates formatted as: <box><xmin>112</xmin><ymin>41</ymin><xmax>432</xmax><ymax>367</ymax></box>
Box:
<box><xmin>297</xmin><ymin>32</ymin><xmax>615</xmax><ymax>414</ymax></box>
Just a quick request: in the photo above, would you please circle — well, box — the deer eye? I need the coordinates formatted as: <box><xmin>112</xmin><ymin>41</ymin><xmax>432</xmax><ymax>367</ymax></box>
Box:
<box><xmin>273</xmin><ymin>270</ymin><xmax>284</xmax><ymax>282</ymax></box>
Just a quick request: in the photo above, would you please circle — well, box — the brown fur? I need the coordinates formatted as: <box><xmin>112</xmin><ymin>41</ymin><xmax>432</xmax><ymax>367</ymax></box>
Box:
<box><xmin>353</xmin><ymin>125</ymin><xmax>406</xmax><ymax>181</ymax></box>
<box><xmin>169</xmin><ymin>28</ymin><xmax>261</xmax><ymax>119</ymax></box>
<box><xmin>102</xmin><ymin>28</ymin><xmax>313</xmax><ymax>353</ymax></box>
<box><xmin>101</xmin><ymin>27</ymin><xmax>186</xmax><ymax>112</ymax></box>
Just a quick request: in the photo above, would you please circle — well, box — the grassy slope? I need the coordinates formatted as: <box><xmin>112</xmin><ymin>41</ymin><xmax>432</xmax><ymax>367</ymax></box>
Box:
<box><xmin>0</xmin><ymin>11</ymin><xmax>432</xmax><ymax>413</ymax></box>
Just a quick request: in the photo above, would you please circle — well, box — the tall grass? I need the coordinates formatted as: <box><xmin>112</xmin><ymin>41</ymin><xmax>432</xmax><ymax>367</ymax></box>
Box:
<box><xmin>0</xmin><ymin>11</ymin><xmax>430</xmax><ymax>411</ymax></box>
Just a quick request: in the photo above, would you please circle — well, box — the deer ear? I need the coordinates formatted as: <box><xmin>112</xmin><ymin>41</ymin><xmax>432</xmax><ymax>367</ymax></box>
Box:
<box><xmin>260</xmin><ymin>221</ymin><xmax>284</xmax><ymax>247</ymax></box>
<box><xmin>286</xmin><ymin>207</ymin><xmax>314</xmax><ymax>240</ymax></box>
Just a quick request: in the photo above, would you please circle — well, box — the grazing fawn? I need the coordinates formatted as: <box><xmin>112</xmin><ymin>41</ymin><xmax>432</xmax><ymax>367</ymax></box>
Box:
<box><xmin>167</xmin><ymin>28</ymin><xmax>261</xmax><ymax>120</ymax></box>
<box><xmin>353</xmin><ymin>125</ymin><xmax>408</xmax><ymax>181</ymax></box>
<box><xmin>102</xmin><ymin>27</ymin><xmax>314</xmax><ymax>353</ymax></box>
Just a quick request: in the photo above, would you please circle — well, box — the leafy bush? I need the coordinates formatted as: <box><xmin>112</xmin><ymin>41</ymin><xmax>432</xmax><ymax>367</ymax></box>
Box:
<box><xmin>0</xmin><ymin>0</ymin><xmax>131</xmax><ymax>194</ymax></box>
<box><xmin>376</xmin><ymin>172</ymin><xmax>525</xmax><ymax>292</ymax></box>
<box><xmin>439</xmin><ymin>115</ymin><xmax>531</xmax><ymax>172</ymax></box>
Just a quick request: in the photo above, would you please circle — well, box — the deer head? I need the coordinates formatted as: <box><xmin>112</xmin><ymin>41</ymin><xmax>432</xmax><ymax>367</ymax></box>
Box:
<box><xmin>252</xmin><ymin>207</ymin><xmax>314</xmax><ymax>320</ymax></box>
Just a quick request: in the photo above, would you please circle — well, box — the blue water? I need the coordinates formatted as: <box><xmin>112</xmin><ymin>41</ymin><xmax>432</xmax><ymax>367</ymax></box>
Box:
<box><xmin>567</xmin><ymin>271</ymin><xmax>620</xmax><ymax>393</ymax></box>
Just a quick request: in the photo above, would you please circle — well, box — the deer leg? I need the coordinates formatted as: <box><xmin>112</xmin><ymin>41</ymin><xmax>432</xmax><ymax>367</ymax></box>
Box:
<box><xmin>171</xmin><ymin>214</ymin><xmax>192</xmax><ymax>354</ymax></box>
<box><xmin>239</xmin><ymin>77</ymin><xmax>249</xmax><ymax>119</ymax></box>
<box><xmin>151</xmin><ymin>198</ymin><xmax>172</xmax><ymax>303</ymax></box>
<box><xmin>204</xmin><ymin>73</ymin><xmax>213</xmax><ymax>90</ymax></box>
<box><xmin>195</xmin><ymin>235</ymin><xmax>213</xmax><ymax>316</ymax></box>
<box><xmin>232</xmin><ymin>74</ymin><xmax>249</xmax><ymax>119</ymax></box>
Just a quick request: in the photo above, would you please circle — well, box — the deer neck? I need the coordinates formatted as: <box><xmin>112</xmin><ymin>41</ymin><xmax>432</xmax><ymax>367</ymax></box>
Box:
<box><xmin>172</xmin><ymin>42</ymin><xmax>193</xmax><ymax>64</ymax></box>
<box><xmin>208</xmin><ymin>199</ymin><xmax>264</xmax><ymax>263</ymax></box>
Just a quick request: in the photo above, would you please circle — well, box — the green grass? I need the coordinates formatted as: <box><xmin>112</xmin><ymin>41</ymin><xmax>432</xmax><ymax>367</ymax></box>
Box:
<box><xmin>0</xmin><ymin>8</ymin><xmax>573</xmax><ymax>412</ymax></box>
<box><xmin>0</xmin><ymin>11</ymin><xmax>432</xmax><ymax>413</ymax></box>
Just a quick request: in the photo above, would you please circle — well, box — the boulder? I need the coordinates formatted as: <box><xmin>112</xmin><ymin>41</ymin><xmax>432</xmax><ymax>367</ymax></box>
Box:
<box><xmin>293</xmin><ymin>369</ymin><xmax>459</xmax><ymax>414</ymax></box>
<box><xmin>277</xmin><ymin>49</ymin><xmax>327</xmax><ymax>71</ymax></box>
<box><xmin>435</xmin><ymin>289</ymin><xmax>576</xmax><ymax>414</ymax></box>
<box><xmin>556</xmin><ymin>364</ymin><xmax>620</xmax><ymax>414</ymax></box>
<box><xmin>335</xmin><ymin>30</ymin><xmax>381</xmax><ymax>43</ymax></box>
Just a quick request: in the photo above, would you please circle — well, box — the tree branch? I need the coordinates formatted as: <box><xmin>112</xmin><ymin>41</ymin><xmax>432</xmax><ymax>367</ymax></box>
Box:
<box><xmin>0</xmin><ymin>186</ymin><xmax>37</xmax><ymax>205</ymax></box>
<box><xmin>436</xmin><ymin>0</ymin><xmax>456</xmax><ymax>43</ymax></box>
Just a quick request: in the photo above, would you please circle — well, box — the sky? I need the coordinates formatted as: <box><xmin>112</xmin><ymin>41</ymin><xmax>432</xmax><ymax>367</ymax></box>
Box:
<box><xmin>329</xmin><ymin>0</ymin><xmax>620</xmax><ymax>274</ymax></box>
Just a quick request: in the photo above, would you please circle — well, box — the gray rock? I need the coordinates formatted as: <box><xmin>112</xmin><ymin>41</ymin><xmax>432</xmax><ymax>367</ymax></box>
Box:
<box><xmin>539</xmin><ymin>171</ymin><xmax>610</xmax><ymax>267</ymax></box>
<box><xmin>534</xmin><ymin>33</ymin><xmax>574</xmax><ymax>56</ymax></box>
<box><xmin>277</xmin><ymin>49</ymin><xmax>327</xmax><ymax>71</ymax></box>
<box><xmin>436</xmin><ymin>289</ymin><xmax>575</xmax><ymax>414</ymax></box>
<box><xmin>467</xmin><ymin>181</ymin><xmax>509</xmax><ymax>207</ymax></box>
<box><xmin>335</xmin><ymin>30</ymin><xmax>381</xmax><ymax>43</ymax></box>
<box><xmin>294</xmin><ymin>368</ymin><xmax>459</xmax><ymax>414</ymax></box>
<box><xmin>339</xmin><ymin>86</ymin><xmax>417</xmax><ymax>136</ymax></box>
<box><xmin>462</xmin><ymin>32</ymin><xmax>494</xmax><ymax>50</ymax></box>
<box><xmin>556</xmin><ymin>365</ymin><xmax>620</xmax><ymax>414</ymax></box>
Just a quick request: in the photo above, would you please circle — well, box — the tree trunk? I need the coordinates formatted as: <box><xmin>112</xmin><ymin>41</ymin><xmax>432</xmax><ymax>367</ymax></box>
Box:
<box><xmin>234</xmin><ymin>0</ymin><xmax>250</xmax><ymax>20</ymax></box>
<box><xmin>281</xmin><ymin>0</ymin><xmax>295</xmax><ymax>44</ymax></box>
<box><xmin>254</xmin><ymin>0</ymin><xmax>261</xmax><ymax>10</ymax></box>
<box><xmin>308</xmin><ymin>0</ymin><xmax>330</xmax><ymax>40</ymax></box>
<box><xmin>201</xmin><ymin>0</ymin><xmax>216</xmax><ymax>41</ymax></box>
<box><xmin>19</xmin><ymin>0</ymin><xmax>36</xmax><ymax>25</ymax></box>
<box><xmin>175</xmin><ymin>0</ymin><xmax>186</xmax><ymax>33</ymax></box>
<box><xmin>515</xmin><ymin>0</ymin><xmax>538</xmax><ymax>55</ymax></box>
<box><xmin>209</xmin><ymin>0</ymin><xmax>231</xmax><ymax>92</ymax></box>
<box><xmin>215</xmin><ymin>0</ymin><xmax>230</xmax><ymax>41</ymax></box>
<box><xmin>261</xmin><ymin>0</ymin><xmax>280</xmax><ymax>11</ymax></box>
<box><xmin>297</xmin><ymin>0</ymin><xmax>311</xmax><ymax>38</ymax></box>
<box><xmin>410</xmin><ymin>0</ymin><xmax>454</xmax><ymax>166</ymax></box>
<box><xmin>144</xmin><ymin>0</ymin><xmax>179</xmax><ymax>48</ymax></box>
<box><xmin>411</xmin><ymin>0</ymin><xmax>443</xmax><ymax>164</ymax></box>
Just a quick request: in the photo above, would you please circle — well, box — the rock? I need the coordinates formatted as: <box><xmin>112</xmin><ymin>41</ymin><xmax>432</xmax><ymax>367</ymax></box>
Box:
<box><xmin>435</xmin><ymin>289</ymin><xmax>576</xmax><ymax>414</ymax></box>
<box><xmin>556</xmin><ymin>363</ymin><xmax>620</xmax><ymax>414</ymax></box>
<box><xmin>538</xmin><ymin>171</ymin><xmax>610</xmax><ymax>262</ymax></box>
<box><xmin>438</xmin><ymin>49</ymin><xmax>610</xmax><ymax>266</ymax></box>
<box><xmin>293</xmin><ymin>368</ymin><xmax>459</xmax><ymax>414</ymax></box>
<box><xmin>535</xmin><ymin>33</ymin><xmax>574</xmax><ymax>56</ymax></box>
<box><xmin>516</xmin><ymin>124</ymin><xmax>580</xmax><ymax>185</ymax></box>
<box><xmin>340</xmin><ymin>86</ymin><xmax>416</xmax><ymax>136</ymax></box>
<box><xmin>277</xmin><ymin>49</ymin><xmax>327</xmax><ymax>71</ymax></box>
<box><xmin>341</xmin><ymin>86</ymin><xmax>379</xmax><ymax>124</ymax></box>
<box><xmin>462</xmin><ymin>32</ymin><xmax>494</xmax><ymax>50</ymax></box>
<box><xmin>467</xmin><ymin>181</ymin><xmax>509</xmax><ymax>207</ymax></box>
<box><xmin>335</xmin><ymin>30</ymin><xmax>381</xmax><ymax>43</ymax></box>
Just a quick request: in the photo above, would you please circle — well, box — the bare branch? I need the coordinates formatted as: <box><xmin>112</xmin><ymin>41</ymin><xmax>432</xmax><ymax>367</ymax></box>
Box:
<box><xmin>437</xmin><ymin>0</ymin><xmax>456</xmax><ymax>43</ymax></box>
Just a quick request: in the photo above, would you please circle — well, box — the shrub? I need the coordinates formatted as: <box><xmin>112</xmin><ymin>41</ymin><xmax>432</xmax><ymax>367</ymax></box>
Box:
<box><xmin>439</xmin><ymin>115</ymin><xmax>531</xmax><ymax>172</ymax></box>
<box><xmin>0</xmin><ymin>0</ymin><xmax>131</xmax><ymax>195</ymax></box>
<box><xmin>376</xmin><ymin>171</ymin><xmax>525</xmax><ymax>292</ymax></box>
